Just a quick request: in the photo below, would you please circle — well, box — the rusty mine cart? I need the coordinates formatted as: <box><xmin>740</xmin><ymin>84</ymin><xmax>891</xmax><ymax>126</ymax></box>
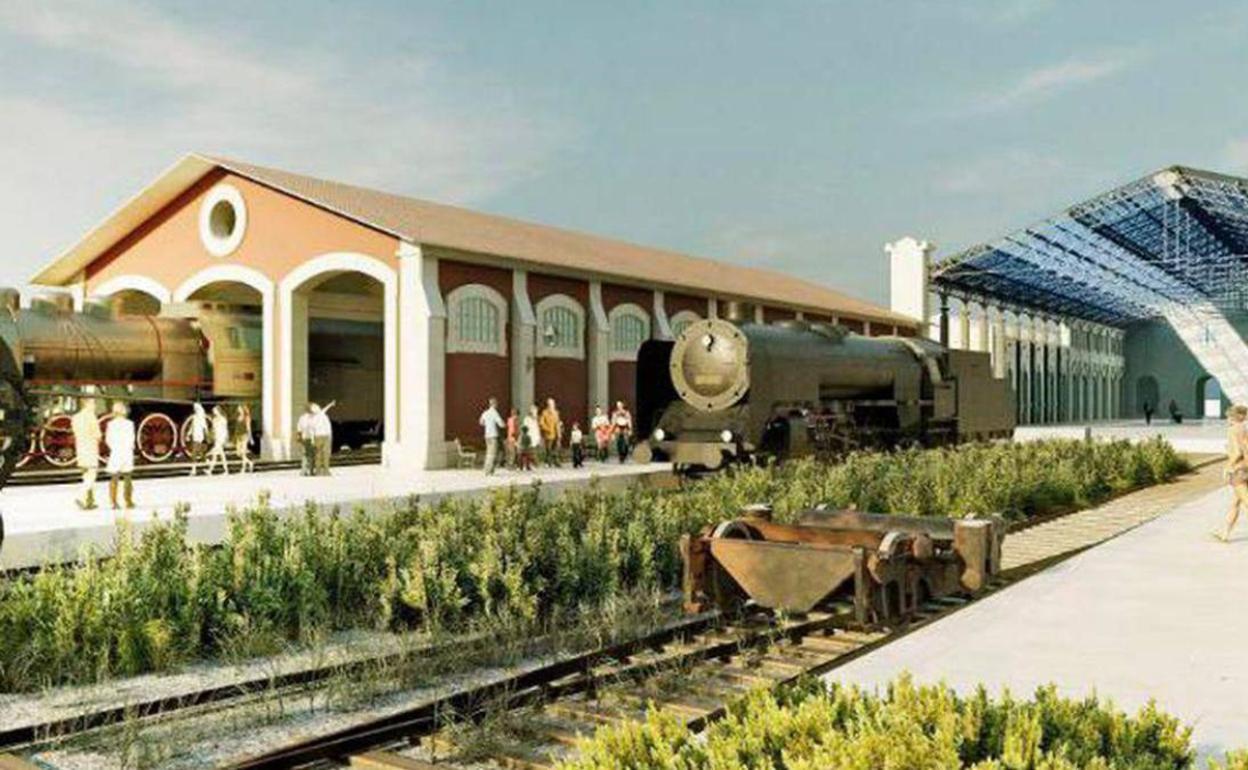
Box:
<box><xmin>680</xmin><ymin>506</ymin><xmax>1005</xmax><ymax>626</ymax></box>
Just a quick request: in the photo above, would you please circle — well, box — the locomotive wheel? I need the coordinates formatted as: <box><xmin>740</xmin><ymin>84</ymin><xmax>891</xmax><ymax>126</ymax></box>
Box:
<box><xmin>138</xmin><ymin>413</ymin><xmax>178</xmax><ymax>463</ymax></box>
<box><xmin>179</xmin><ymin>415</ymin><xmax>195</xmax><ymax>457</ymax></box>
<box><xmin>14</xmin><ymin>430</ymin><xmax>37</xmax><ymax>468</ymax></box>
<box><xmin>38</xmin><ymin>414</ymin><xmax>77</xmax><ymax>468</ymax></box>
<box><xmin>97</xmin><ymin>415</ymin><xmax>115</xmax><ymax>462</ymax></box>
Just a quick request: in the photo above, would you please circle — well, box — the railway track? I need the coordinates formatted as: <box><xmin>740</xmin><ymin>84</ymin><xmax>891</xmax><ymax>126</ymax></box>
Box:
<box><xmin>1</xmin><ymin>462</ymin><xmax>1220</xmax><ymax>770</ymax></box>
<box><xmin>5</xmin><ymin>449</ymin><xmax>382</xmax><ymax>487</ymax></box>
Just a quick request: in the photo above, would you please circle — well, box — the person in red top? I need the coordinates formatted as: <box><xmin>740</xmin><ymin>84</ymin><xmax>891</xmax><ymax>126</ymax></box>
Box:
<box><xmin>504</xmin><ymin>407</ymin><xmax>520</xmax><ymax>469</ymax></box>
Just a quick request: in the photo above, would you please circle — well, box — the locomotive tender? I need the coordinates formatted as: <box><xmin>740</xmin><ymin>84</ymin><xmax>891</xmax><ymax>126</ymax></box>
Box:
<box><xmin>636</xmin><ymin>315</ymin><xmax>1014</xmax><ymax>470</ymax></box>
<box><xmin>0</xmin><ymin>289</ymin><xmax>262</xmax><ymax>468</ymax></box>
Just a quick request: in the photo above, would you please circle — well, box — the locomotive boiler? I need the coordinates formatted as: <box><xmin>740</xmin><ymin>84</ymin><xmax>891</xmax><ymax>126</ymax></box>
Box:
<box><xmin>0</xmin><ymin>289</ymin><xmax>262</xmax><ymax>468</ymax></box>
<box><xmin>635</xmin><ymin>317</ymin><xmax>1013</xmax><ymax>470</ymax></box>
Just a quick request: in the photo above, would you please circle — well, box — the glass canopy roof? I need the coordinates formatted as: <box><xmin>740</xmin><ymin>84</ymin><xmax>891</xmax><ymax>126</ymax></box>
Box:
<box><xmin>932</xmin><ymin>166</ymin><xmax>1248</xmax><ymax>327</ymax></box>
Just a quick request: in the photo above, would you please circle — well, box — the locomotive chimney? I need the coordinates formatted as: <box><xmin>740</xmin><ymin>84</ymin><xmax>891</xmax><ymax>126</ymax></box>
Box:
<box><xmin>30</xmin><ymin>291</ymin><xmax>72</xmax><ymax>315</ymax></box>
<box><xmin>724</xmin><ymin>301</ymin><xmax>747</xmax><ymax>322</ymax></box>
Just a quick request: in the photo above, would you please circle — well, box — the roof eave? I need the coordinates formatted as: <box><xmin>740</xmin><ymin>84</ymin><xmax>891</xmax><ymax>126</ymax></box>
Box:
<box><xmin>28</xmin><ymin>153</ymin><xmax>218</xmax><ymax>287</ymax></box>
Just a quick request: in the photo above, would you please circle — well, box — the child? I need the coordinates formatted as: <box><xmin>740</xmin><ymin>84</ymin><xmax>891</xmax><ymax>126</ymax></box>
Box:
<box><xmin>569</xmin><ymin>422</ymin><xmax>585</xmax><ymax>468</ymax></box>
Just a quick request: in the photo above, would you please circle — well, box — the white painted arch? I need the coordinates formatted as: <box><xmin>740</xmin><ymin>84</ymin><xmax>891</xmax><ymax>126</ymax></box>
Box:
<box><xmin>90</xmin><ymin>274</ymin><xmax>173</xmax><ymax>306</ymax></box>
<box><xmin>173</xmin><ymin>264</ymin><xmax>277</xmax><ymax>445</ymax></box>
<box><xmin>279</xmin><ymin>252</ymin><xmax>398</xmax><ymax>463</ymax></box>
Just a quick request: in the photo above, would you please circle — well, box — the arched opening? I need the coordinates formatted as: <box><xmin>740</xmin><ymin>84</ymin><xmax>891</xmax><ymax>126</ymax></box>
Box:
<box><xmin>285</xmin><ymin>259</ymin><xmax>394</xmax><ymax>462</ymax></box>
<box><xmin>163</xmin><ymin>279</ymin><xmax>266</xmax><ymax>463</ymax></box>
<box><xmin>1197</xmin><ymin>375</ymin><xmax>1224</xmax><ymax>419</ymax></box>
<box><xmin>108</xmin><ymin>289</ymin><xmax>163</xmax><ymax>316</ymax></box>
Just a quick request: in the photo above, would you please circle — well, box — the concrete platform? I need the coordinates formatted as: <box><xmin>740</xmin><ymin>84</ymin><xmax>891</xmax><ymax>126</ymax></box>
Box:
<box><xmin>0</xmin><ymin>461</ymin><xmax>673</xmax><ymax>570</ymax></box>
<box><xmin>1015</xmin><ymin>418</ymin><xmax>1228</xmax><ymax>454</ymax></box>
<box><xmin>828</xmin><ymin>475</ymin><xmax>1244</xmax><ymax>760</ymax></box>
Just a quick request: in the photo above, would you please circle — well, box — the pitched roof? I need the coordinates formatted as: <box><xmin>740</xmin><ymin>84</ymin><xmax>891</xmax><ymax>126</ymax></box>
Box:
<box><xmin>32</xmin><ymin>153</ymin><xmax>914</xmax><ymax>327</ymax></box>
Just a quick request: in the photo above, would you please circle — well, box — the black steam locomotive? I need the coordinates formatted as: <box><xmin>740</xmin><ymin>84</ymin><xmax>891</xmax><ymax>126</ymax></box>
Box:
<box><xmin>635</xmin><ymin>317</ymin><xmax>1014</xmax><ymax>470</ymax></box>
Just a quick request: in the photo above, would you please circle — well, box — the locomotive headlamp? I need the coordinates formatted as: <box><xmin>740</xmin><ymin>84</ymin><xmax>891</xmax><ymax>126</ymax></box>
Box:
<box><xmin>720</xmin><ymin>429</ymin><xmax>734</xmax><ymax>443</ymax></box>
<box><xmin>653</xmin><ymin>428</ymin><xmax>666</xmax><ymax>442</ymax></box>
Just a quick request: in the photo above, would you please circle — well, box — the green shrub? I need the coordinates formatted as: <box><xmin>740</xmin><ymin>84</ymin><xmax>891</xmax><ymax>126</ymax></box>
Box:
<box><xmin>560</xmin><ymin>675</ymin><xmax>1196</xmax><ymax>770</ymax></box>
<box><xmin>0</xmin><ymin>439</ymin><xmax>1189</xmax><ymax>690</ymax></box>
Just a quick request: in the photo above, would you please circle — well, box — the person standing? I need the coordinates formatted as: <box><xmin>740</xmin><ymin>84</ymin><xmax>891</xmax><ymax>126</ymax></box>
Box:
<box><xmin>1218</xmin><ymin>404</ymin><xmax>1248</xmax><ymax>542</ymax></box>
<box><xmin>591</xmin><ymin>405</ymin><xmax>611</xmax><ymax>462</ymax></box>
<box><xmin>187</xmin><ymin>402</ymin><xmax>209</xmax><ymax>476</ymax></box>
<box><xmin>539</xmin><ymin>397</ymin><xmax>563</xmax><ymax>466</ymax></box>
<box><xmin>478</xmin><ymin>397</ymin><xmax>505</xmax><ymax>475</ymax></box>
<box><xmin>234</xmin><ymin>404</ymin><xmax>254</xmax><ymax>474</ymax></box>
<box><xmin>104</xmin><ymin>401</ymin><xmax>136</xmax><ymax>510</ymax></box>
<box><xmin>505</xmin><ymin>407</ymin><xmax>520</xmax><ymax>469</ymax></box>
<box><xmin>521</xmin><ymin>405</ymin><xmax>541</xmax><ymax>471</ymax></box>
<box><xmin>1168</xmin><ymin>398</ymin><xmax>1181</xmax><ymax>424</ymax></box>
<box><xmin>71</xmin><ymin>397</ymin><xmax>101</xmax><ymax>510</ymax></box>
<box><xmin>205</xmin><ymin>405</ymin><xmax>231</xmax><ymax>476</ymax></box>
<box><xmin>569</xmin><ymin>422</ymin><xmax>585</xmax><ymax>469</ymax></box>
<box><xmin>296</xmin><ymin>404</ymin><xmax>316</xmax><ymax>476</ymax></box>
<box><xmin>1142</xmin><ymin>401</ymin><xmax>1154</xmax><ymax>426</ymax></box>
<box><xmin>312</xmin><ymin>401</ymin><xmax>335</xmax><ymax>476</ymax></box>
<box><xmin>611</xmin><ymin>401</ymin><xmax>634</xmax><ymax>463</ymax></box>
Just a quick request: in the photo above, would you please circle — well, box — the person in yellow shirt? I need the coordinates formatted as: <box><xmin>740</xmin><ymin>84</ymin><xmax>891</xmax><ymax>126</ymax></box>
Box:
<box><xmin>71</xmin><ymin>396</ymin><xmax>102</xmax><ymax>510</ymax></box>
<box><xmin>538</xmin><ymin>397</ymin><xmax>563</xmax><ymax>467</ymax></box>
<box><xmin>1218</xmin><ymin>404</ymin><xmax>1248</xmax><ymax>542</ymax></box>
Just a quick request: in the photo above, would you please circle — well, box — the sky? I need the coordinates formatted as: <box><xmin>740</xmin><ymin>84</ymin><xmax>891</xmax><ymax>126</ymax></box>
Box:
<box><xmin>2</xmin><ymin>1</ymin><xmax>1248</xmax><ymax>304</ymax></box>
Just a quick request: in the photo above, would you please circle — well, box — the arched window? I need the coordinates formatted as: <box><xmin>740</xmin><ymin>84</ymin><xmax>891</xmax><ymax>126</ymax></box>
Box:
<box><xmin>609</xmin><ymin>303</ymin><xmax>650</xmax><ymax>362</ymax></box>
<box><xmin>669</xmin><ymin>310</ymin><xmax>701</xmax><ymax>337</ymax></box>
<box><xmin>534</xmin><ymin>293</ymin><xmax>585</xmax><ymax>359</ymax></box>
<box><xmin>446</xmin><ymin>284</ymin><xmax>508</xmax><ymax>356</ymax></box>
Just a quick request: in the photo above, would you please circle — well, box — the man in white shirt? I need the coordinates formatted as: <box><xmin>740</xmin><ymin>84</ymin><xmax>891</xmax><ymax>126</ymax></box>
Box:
<box><xmin>296</xmin><ymin>404</ymin><xmax>316</xmax><ymax>476</ymax></box>
<box><xmin>478</xmin><ymin>397</ymin><xmax>505</xmax><ymax>475</ymax></box>
<box><xmin>312</xmin><ymin>401</ymin><xmax>335</xmax><ymax>476</ymax></box>
<box><xmin>105</xmin><ymin>400</ymin><xmax>136</xmax><ymax>510</ymax></box>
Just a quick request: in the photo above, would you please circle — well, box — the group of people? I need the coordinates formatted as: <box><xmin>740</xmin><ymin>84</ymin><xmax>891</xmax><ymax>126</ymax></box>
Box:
<box><xmin>72</xmin><ymin>397</ymin><xmax>255</xmax><ymax>511</ymax></box>
<box><xmin>295</xmin><ymin>401</ymin><xmax>335</xmax><ymax>476</ymax></box>
<box><xmin>72</xmin><ymin>398</ymin><xmax>137</xmax><ymax>511</ymax></box>
<box><xmin>478</xmin><ymin>397</ymin><xmax>635</xmax><ymax>475</ymax></box>
<box><xmin>1141</xmin><ymin>399</ymin><xmax>1184</xmax><ymax>426</ymax></box>
<box><xmin>186</xmin><ymin>402</ymin><xmax>255</xmax><ymax>476</ymax></box>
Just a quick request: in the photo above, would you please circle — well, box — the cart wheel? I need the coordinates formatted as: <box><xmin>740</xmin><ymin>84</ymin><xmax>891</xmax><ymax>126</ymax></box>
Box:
<box><xmin>138</xmin><ymin>412</ymin><xmax>178</xmax><ymax>463</ymax></box>
<box><xmin>39</xmin><ymin>414</ymin><xmax>77</xmax><ymax>468</ymax></box>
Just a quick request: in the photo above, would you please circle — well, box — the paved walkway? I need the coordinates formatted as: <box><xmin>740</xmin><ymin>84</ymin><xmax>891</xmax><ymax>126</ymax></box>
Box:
<box><xmin>0</xmin><ymin>461</ymin><xmax>672</xmax><ymax>569</ymax></box>
<box><xmin>829</xmin><ymin>463</ymin><xmax>1243</xmax><ymax>760</ymax></box>
<box><xmin>1016</xmin><ymin>419</ymin><xmax>1228</xmax><ymax>454</ymax></box>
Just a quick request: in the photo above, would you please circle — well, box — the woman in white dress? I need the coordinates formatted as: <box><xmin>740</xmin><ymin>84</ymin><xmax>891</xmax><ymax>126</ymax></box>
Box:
<box><xmin>188</xmin><ymin>402</ymin><xmax>209</xmax><ymax>476</ymax></box>
<box><xmin>205</xmin><ymin>405</ymin><xmax>231</xmax><ymax>476</ymax></box>
<box><xmin>104</xmin><ymin>400</ymin><xmax>136</xmax><ymax>510</ymax></box>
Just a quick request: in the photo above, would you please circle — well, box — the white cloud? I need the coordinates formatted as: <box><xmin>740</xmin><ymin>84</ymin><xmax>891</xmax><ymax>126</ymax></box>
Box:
<box><xmin>0</xmin><ymin>0</ymin><xmax>571</xmax><ymax>285</ymax></box>
<box><xmin>936</xmin><ymin>149</ymin><xmax>1069</xmax><ymax>195</ymax></box>
<box><xmin>974</xmin><ymin>52</ymin><xmax>1133</xmax><ymax>113</ymax></box>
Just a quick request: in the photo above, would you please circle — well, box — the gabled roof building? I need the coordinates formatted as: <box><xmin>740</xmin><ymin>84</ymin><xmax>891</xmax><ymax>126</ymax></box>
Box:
<box><xmin>31</xmin><ymin>153</ymin><xmax>915</xmax><ymax>467</ymax></box>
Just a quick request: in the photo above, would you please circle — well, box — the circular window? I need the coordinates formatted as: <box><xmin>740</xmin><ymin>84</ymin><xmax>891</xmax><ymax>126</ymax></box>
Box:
<box><xmin>198</xmin><ymin>184</ymin><xmax>247</xmax><ymax>257</ymax></box>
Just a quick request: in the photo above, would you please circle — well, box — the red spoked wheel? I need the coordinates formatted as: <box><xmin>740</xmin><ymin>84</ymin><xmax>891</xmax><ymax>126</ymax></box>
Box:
<box><xmin>138</xmin><ymin>412</ymin><xmax>178</xmax><ymax>463</ymax></box>
<box><xmin>15</xmin><ymin>430</ymin><xmax>37</xmax><ymax>468</ymax></box>
<box><xmin>97</xmin><ymin>414</ymin><xmax>115</xmax><ymax>463</ymax></box>
<box><xmin>38</xmin><ymin>414</ymin><xmax>77</xmax><ymax>468</ymax></box>
<box><xmin>179</xmin><ymin>415</ymin><xmax>196</xmax><ymax>458</ymax></box>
